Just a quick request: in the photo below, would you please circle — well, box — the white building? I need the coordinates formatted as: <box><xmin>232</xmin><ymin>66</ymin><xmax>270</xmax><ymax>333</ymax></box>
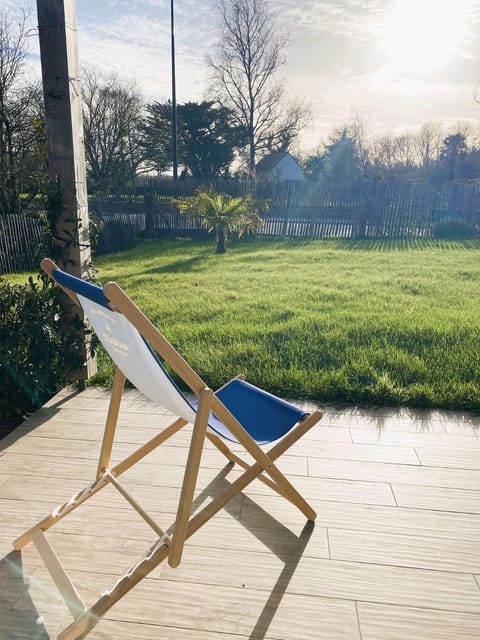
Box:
<box><xmin>256</xmin><ymin>152</ymin><xmax>305</xmax><ymax>182</ymax></box>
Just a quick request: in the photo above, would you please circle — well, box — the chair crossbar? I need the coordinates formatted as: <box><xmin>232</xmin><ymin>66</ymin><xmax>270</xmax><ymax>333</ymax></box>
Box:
<box><xmin>224</xmin><ymin>450</ymin><xmax>294</xmax><ymax>500</ymax></box>
<box><xmin>13</xmin><ymin>418</ymin><xmax>186</xmax><ymax>551</ymax></box>
<box><xmin>206</xmin><ymin>430</ymin><xmax>290</xmax><ymax>499</ymax></box>
<box><xmin>105</xmin><ymin>470</ymin><xmax>168</xmax><ymax>540</ymax></box>
<box><xmin>205</xmin><ymin>430</ymin><xmax>236</xmax><ymax>461</ymax></box>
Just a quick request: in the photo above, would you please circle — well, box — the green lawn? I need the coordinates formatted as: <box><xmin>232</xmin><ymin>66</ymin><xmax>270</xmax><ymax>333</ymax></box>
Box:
<box><xmin>82</xmin><ymin>236</ymin><xmax>480</xmax><ymax>411</ymax></box>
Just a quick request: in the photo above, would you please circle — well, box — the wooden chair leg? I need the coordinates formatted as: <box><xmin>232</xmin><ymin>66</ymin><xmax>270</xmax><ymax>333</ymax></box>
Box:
<box><xmin>211</xmin><ymin>400</ymin><xmax>322</xmax><ymax>521</ymax></box>
<box><xmin>188</xmin><ymin>410</ymin><xmax>323</xmax><ymax>537</ymax></box>
<box><xmin>57</xmin><ymin>537</ymin><xmax>171</xmax><ymax>640</ymax></box>
<box><xmin>32</xmin><ymin>530</ymin><xmax>86</xmax><ymax>619</ymax></box>
<box><xmin>169</xmin><ymin>388</ymin><xmax>212</xmax><ymax>568</ymax></box>
<box><xmin>96</xmin><ymin>368</ymin><xmax>126</xmax><ymax>478</ymax></box>
<box><xmin>208</xmin><ymin>412</ymin><xmax>322</xmax><ymax>512</ymax></box>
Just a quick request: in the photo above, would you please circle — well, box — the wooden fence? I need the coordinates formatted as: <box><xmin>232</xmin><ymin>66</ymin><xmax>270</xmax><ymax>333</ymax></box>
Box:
<box><xmin>2</xmin><ymin>178</ymin><xmax>480</xmax><ymax>273</ymax></box>
<box><xmin>0</xmin><ymin>213</ymin><xmax>44</xmax><ymax>275</ymax></box>
<box><xmin>90</xmin><ymin>178</ymin><xmax>480</xmax><ymax>243</ymax></box>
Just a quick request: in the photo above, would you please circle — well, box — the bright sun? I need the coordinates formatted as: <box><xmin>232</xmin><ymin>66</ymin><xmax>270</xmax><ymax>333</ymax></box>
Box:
<box><xmin>379</xmin><ymin>0</ymin><xmax>473</xmax><ymax>72</ymax></box>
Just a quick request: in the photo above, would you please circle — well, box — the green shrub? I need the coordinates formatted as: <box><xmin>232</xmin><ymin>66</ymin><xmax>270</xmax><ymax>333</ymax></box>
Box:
<box><xmin>433</xmin><ymin>217</ymin><xmax>477</xmax><ymax>239</ymax></box>
<box><xmin>96</xmin><ymin>220</ymin><xmax>138</xmax><ymax>254</ymax></box>
<box><xmin>0</xmin><ymin>276</ymin><xmax>82</xmax><ymax>426</ymax></box>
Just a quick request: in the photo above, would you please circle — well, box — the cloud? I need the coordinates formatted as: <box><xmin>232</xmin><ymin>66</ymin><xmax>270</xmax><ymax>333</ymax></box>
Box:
<box><xmin>76</xmin><ymin>1</ymin><xmax>216</xmax><ymax>101</ymax></box>
<box><xmin>276</xmin><ymin>0</ymin><xmax>387</xmax><ymax>43</ymax></box>
<box><xmin>2</xmin><ymin>0</ymin><xmax>479</xmax><ymax>151</ymax></box>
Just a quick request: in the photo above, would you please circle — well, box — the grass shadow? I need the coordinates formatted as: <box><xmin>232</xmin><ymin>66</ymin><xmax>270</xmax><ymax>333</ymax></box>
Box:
<box><xmin>143</xmin><ymin>254</ymin><xmax>211</xmax><ymax>275</ymax></box>
<box><xmin>327</xmin><ymin>237</ymin><xmax>480</xmax><ymax>252</ymax></box>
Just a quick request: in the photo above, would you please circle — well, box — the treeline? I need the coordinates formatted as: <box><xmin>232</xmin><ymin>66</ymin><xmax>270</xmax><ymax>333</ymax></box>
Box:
<box><xmin>0</xmin><ymin>1</ymin><xmax>307</xmax><ymax>209</ymax></box>
<box><xmin>81</xmin><ymin>68</ymin><xmax>246</xmax><ymax>190</ymax></box>
<box><xmin>302</xmin><ymin>119</ymin><xmax>480</xmax><ymax>185</ymax></box>
<box><xmin>2</xmin><ymin>3</ymin><xmax>480</xmax><ymax>217</ymax></box>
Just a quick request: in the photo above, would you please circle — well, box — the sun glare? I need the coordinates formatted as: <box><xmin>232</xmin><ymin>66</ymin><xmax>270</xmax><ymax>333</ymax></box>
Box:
<box><xmin>379</xmin><ymin>0</ymin><xmax>473</xmax><ymax>72</ymax></box>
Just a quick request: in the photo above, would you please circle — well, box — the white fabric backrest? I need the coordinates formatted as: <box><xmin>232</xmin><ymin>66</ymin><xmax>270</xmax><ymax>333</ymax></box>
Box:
<box><xmin>78</xmin><ymin>294</ymin><xmax>197</xmax><ymax>423</ymax></box>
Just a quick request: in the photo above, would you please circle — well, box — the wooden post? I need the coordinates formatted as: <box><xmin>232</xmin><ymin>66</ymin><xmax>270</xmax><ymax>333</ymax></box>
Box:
<box><xmin>36</xmin><ymin>0</ymin><xmax>96</xmax><ymax>379</ymax></box>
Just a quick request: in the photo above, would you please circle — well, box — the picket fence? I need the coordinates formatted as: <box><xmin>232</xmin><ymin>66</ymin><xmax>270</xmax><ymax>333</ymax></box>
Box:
<box><xmin>90</xmin><ymin>178</ymin><xmax>480</xmax><ymax>243</ymax></box>
<box><xmin>2</xmin><ymin>178</ymin><xmax>480</xmax><ymax>273</ymax></box>
<box><xmin>0</xmin><ymin>213</ymin><xmax>44</xmax><ymax>275</ymax></box>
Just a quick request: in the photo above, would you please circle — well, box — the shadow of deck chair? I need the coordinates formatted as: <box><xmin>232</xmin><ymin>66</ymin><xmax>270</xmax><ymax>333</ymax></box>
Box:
<box><xmin>13</xmin><ymin>258</ymin><xmax>323</xmax><ymax>640</ymax></box>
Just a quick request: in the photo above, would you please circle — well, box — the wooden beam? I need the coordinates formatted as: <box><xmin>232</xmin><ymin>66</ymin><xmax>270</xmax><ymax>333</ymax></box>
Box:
<box><xmin>105</xmin><ymin>471</ymin><xmax>168</xmax><ymax>540</ymax></box>
<box><xmin>36</xmin><ymin>0</ymin><xmax>96</xmax><ymax>379</ymax></box>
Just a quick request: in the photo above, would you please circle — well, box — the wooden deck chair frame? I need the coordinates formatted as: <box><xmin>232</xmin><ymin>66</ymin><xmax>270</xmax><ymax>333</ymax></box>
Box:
<box><xmin>13</xmin><ymin>258</ymin><xmax>323</xmax><ymax>640</ymax></box>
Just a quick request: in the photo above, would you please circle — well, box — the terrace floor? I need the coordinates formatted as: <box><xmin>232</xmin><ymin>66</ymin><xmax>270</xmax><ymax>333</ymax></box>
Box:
<box><xmin>1</xmin><ymin>386</ymin><xmax>480</xmax><ymax>639</ymax></box>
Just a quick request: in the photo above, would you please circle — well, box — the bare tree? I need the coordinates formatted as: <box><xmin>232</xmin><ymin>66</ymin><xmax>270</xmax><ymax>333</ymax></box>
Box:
<box><xmin>413</xmin><ymin>122</ymin><xmax>443</xmax><ymax>168</ymax></box>
<box><xmin>0</xmin><ymin>9</ymin><xmax>42</xmax><ymax>215</ymax></box>
<box><xmin>208</xmin><ymin>0</ymin><xmax>309</xmax><ymax>174</ymax></box>
<box><xmin>349</xmin><ymin>114</ymin><xmax>370</xmax><ymax>176</ymax></box>
<box><xmin>81</xmin><ymin>67</ymin><xmax>146</xmax><ymax>192</ymax></box>
<box><xmin>394</xmin><ymin>133</ymin><xmax>416</xmax><ymax>167</ymax></box>
<box><xmin>366</xmin><ymin>132</ymin><xmax>419</xmax><ymax>180</ymax></box>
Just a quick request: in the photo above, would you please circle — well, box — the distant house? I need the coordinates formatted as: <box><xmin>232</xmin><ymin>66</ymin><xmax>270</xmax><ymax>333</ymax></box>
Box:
<box><xmin>256</xmin><ymin>152</ymin><xmax>305</xmax><ymax>182</ymax></box>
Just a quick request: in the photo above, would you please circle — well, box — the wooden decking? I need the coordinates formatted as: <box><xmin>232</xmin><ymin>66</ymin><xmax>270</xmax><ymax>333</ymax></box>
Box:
<box><xmin>1</xmin><ymin>386</ymin><xmax>480</xmax><ymax>639</ymax></box>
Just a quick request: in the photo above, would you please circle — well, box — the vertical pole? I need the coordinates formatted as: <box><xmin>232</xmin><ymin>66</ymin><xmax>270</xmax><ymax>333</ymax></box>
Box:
<box><xmin>170</xmin><ymin>0</ymin><xmax>178</xmax><ymax>179</ymax></box>
<box><xmin>36</xmin><ymin>0</ymin><xmax>96</xmax><ymax>379</ymax></box>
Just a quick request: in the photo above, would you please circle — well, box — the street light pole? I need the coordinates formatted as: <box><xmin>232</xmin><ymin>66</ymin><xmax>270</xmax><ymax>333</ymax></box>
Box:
<box><xmin>170</xmin><ymin>0</ymin><xmax>178</xmax><ymax>179</ymax></box>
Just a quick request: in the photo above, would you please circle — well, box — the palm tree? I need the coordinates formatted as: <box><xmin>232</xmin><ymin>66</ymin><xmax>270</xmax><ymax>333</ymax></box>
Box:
<box><xmin>175</xmin><ymin>187</ymin><xmax>268</xmax><ymax>253</ymax></box>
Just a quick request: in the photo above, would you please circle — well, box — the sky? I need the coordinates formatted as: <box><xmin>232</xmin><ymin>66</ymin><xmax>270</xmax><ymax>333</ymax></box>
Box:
<box><xmin>2</xmin><ymin>0</ymin><xmax>480</xmax><ymax>153</ymax></box>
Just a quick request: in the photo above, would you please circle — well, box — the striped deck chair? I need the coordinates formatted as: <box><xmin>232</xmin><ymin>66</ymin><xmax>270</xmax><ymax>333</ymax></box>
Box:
<box><xmin>13</xmin><ymin>258</ymin><xmax>322</xmax><ymax>640</ymax></box>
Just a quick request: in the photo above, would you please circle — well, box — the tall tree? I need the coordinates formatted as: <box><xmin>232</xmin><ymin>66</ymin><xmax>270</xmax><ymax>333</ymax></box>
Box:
<box><xmin>141</xmin><ymin>101</ymin><xmax>171</xmax><ymax>176</ymax></box>
<box><xmin>179</xmin><ymin>101</ymin><xmax>244</xmax><ymax>177</ymax></box>
<box><xmin>322</xmin><ymin>127</ymin><xmax>361</xmax><ymax>182</ymax></box>
<box><xmin>143</xmin><ymin>100</ymin><xmax>243</xmax><ymax>177</ymax></box>
<box><xmin>440</xmin><ymin>133</ymin><xmax>469</xmax><ymax>181</ymax></box>
<box><xmin>302</xmin><ymin>151</ymin><xmax>325</xmax><ymax>182</ymax></box>
<box><xmin>208</xmin><ymin>0</ymin><xmax>308</xmax><ymax>174</ymax></box>
<box><xmin>348</xmin><ymin>114</ymin><xmax>370</xmax><ymax>177</ymax></box>
<box><xmin>82</xmin><ymin>67</ymin><xmax>145</xmax><ymax>192</ymax></box>
<box><xmin>414</xmin><ymin>122</ymin><xmax>443</xmax><ymax>169</ymax></box>
<box><xmin>0</xmin><ymin>10</ymin><xmax>44</xmax><ymax>215</ymax></box>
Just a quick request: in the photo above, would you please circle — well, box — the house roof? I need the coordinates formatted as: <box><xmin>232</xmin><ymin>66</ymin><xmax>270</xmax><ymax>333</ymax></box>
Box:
<box><xmin>256</xmin><ymin>152</ymin><xmax>290</xmax><ymax>174</ymax></box>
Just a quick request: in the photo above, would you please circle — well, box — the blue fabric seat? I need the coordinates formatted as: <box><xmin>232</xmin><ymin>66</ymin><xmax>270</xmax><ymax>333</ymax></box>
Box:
<box><xmin>203</xmin><ymin>379</ymin><xmax>307</xmax><ymax>445</ymax></box>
